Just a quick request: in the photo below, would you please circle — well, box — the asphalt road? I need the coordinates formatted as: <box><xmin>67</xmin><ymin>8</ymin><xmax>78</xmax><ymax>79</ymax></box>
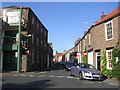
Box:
<box><xmin>2</xmin><ymin>64</ymin><xmax>119</xmax><ymax>89</ymax></box>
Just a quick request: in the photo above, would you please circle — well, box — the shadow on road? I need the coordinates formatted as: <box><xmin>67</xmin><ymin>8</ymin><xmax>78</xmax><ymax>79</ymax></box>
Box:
<box><xmin>43</xmin><ymin>64</ymin><xmax>66</xmax><ymax>71</ymax></box>
<box><xmin>2</xmin><ymin>79</ymin><xmax>55</xmax><ymax>89</ymax></box>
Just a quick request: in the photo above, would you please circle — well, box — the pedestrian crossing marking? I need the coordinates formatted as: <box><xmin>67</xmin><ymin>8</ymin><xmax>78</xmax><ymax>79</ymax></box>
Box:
<box><xmin>56</xmin><ymin>76</ymin><xmax>64</xmax><ymax>78</ymax></box>
<box><xmin>9</xmin><ymin>74</ymin><xmax>80</xmax><ymax>80</ymax></box>
<box><xmin>20</xmin><ymin>74</ymin><xmax>27</xmax><ymax>77</ymax></box>
<box><xmin>13</xmin><ymin>74</ymin><xmax>18</xmax><ymax>76</ymax></box>
<box><xmin>74</xmin><ymin>77</ymin><xmax>79</xmax><ymax>79</ymax></box>
<box><xmin>38</xmin><ymin>72</ymin><xmax>47</xmax><ymax>74</ymax></box>
<box><xmin>38</xmin><ymin>75</ymin><xmax>46</xmax><ymax>77</ymax></box>
<box><xmin>49</xmin><ymin>75</ymin><xmax>55</xmax><ymax>77</ymax></box>
<box><xmin>29</xmin><ymin>75</ymin><xmax>36</xmax><ymax>77</ymax></box>
<box><xmin>66</xmin><ymin>76</ymin><xmax>74</xmax><ymax>79</ymax></box>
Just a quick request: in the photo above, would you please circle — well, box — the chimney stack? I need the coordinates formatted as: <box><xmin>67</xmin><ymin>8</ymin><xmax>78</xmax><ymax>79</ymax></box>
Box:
<box><xmin>84</xmin><ymin>31</ymin><xmax>87</xmax><ymax>35</ymax></box>
<box><xmin>102</xmin><ymin>12</ymin><xmax>104</xmax><ymax>15</ymax></box>
<box><xmin>101</xmin><ymin>12</ymin><xmax>107</xmax><ymax>19</ymax></box>
<box><xmin>95</xmin><ymin>19</ymin><xmax>99</xmax><ymax>23</ymax></box>
<box><xmin>64</xmin><ymin>50</ymin><xmax>66</xmax><ymax>53</ymax></box>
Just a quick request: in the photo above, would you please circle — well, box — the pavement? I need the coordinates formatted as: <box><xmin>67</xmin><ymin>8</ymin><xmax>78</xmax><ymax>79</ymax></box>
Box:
<box><xmin>103</xmin><ymin>78</ymin><xmax>120</xmax><ymax>87</ymax></box>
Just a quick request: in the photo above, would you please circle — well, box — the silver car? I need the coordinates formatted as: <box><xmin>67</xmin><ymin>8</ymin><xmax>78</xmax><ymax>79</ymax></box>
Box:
<box><xmin>71</xmin><ymin>63</ymin><xmax>104</xmax><ymax>80</ymax></box>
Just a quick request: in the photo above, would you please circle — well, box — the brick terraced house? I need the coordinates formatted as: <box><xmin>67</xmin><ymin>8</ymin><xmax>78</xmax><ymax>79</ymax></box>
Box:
<box><xmin>1</xmin><ymin>6</ymin><xmax>53</xmax><ymax>72</ymax></box>
<box><xmin>63</xmin><ymin>6</ymin><xmax>120</xmax><ymax>71</ymax></box>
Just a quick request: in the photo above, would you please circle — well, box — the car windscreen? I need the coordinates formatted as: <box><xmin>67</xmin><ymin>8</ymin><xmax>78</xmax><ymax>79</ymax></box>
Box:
<box><xmin>80</xmin><ymin>64</ymin><xmax>95</xmax><ymax>69</ymax></box>
<box><xmin>67</xmin><ymin>62</ymin><xmax>75</xmax><ymax>66</ymax></box>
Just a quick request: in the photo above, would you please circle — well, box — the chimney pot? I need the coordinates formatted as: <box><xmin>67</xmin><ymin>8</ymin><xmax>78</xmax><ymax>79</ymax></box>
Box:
<box><xmin>95</xmin><ymin>19</ymin><xmax>98</xmax><ymax>23</ymax></box>
<box><xmin>102</xmin><ymin>12</ymin><xmax>104</xmax><ymax>15</ymax></box>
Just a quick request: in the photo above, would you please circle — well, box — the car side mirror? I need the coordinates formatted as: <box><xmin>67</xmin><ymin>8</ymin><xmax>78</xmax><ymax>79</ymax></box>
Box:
<box><xmin>74</xmin><ymin>63</ymin><xmax>78</xmax><ymax>66</ymax></box>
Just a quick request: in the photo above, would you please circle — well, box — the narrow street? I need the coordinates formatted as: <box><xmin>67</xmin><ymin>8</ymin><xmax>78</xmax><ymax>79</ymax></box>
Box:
<box><xmin>2</xmin><ymin>64</ymin><xmax>119</xmax><ymax>89</ymax></box>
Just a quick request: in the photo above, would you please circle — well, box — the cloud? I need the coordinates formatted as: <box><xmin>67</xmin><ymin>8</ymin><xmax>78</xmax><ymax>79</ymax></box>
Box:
<box><xmin>80</xmin><ymin>29</ymin><xmax>83</xmax><ymax>31</ymax></box>
<box><xmin>83</xmin><ymin>22</ymin><xmax>88</xmax><ymax>24</ymax></box>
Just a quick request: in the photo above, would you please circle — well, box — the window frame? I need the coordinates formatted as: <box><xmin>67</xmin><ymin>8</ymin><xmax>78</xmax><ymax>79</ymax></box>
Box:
<box><xmin>88</xmin><ymin>33</ymin><xmax>91</xmax><ymax>46</ymax></box>
<box><xmin>37</xmin><ymin>38</ymin><xmax>39</xmax><ymax>46</ymax></box>
<box><xmin>106</xmin><ymin>49</ymin><xmax>112</xmax><ymax>69</ymax></box>
<box><xmin>32</xmin><ymin>34</ymin><xmax>34</xmax><ymax>44</ymax></box>
<box><xmin>32</xmin><ymin>17</ymin><xmax>34</xmax><ymax>25</ymax></box>
<box><xmin>83</xmin><ymin>39</ymin><xmax>85</xmax><ymax>50</ymax></box>
<box><xmin>105</xmin><ymin>20</ymin><xmax>114</xmax><ymax>41</ymax></box>
<box><xmin>37</xmin><ymin>23</ymin><xmax>39</xmax><ymax>30</ymax></box>
<box><xmin>5</xmin><ymin>10</ymin><xmax>20</xmax><ymax>24</ymax></box>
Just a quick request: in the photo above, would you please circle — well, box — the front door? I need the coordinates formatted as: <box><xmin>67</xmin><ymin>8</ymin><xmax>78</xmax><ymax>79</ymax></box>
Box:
<box><xmin>97</xmin><ymin>56</ymin><xmax>101</xmax><ymax>71</ymax></box>
<box><xmin>96</xmin><ymin>52</ymin><xmax>101</xmax><ymax>71</ymax></box>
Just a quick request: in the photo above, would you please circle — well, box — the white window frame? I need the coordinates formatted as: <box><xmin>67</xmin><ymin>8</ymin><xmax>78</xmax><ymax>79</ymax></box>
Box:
<box><xmin>106</xmin><ymin>50</ymin><xmax>112</xmax><ymax>69</ymax></box>
<box><xmin>105</xmin><ymin>20</ymin><xmax>114</xmax><ymax>41</ymax></box>
<box><xmin>88</xmin><ymin>33</ymin><xmax>91</xmax><ymax>46</ymax></box>
<box><xmin>84</xmin><ymin>39</ymin><xmax>85</xmax><ymax>49</ymax></box>
<box><xmin>80</xmin><ymin>41</ymin><xmax>82</xmax><ymax>51</ymax></box>
<box><xmin>77</xmin><ymin>44</ymin><xmax>80</xmax><ymax>52</ymax></box>
<box><xmin>5</xmin><ymin>10</ymin><xmax>20</xmax><ymax>24</ymax></box>
<box><xmin>95</xmin><ymin>52</ymin><xmax>101</xmax><ymax>70</ymax></box>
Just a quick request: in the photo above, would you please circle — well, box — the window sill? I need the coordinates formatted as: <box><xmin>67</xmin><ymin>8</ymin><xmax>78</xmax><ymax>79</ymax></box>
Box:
<box><xmin>106</xmin><ymin>68</ymin><xmax>112</xmax><ymax>70</ymax></box>
<box><xmin>88</xmin><ymin>45</ymin><xmax>91</xmax><ymax>47</ymax></box>
<box><xmin>106</xmin><ymin>38</ymin><xmax>113</xmax><ymax>42</ymax></box>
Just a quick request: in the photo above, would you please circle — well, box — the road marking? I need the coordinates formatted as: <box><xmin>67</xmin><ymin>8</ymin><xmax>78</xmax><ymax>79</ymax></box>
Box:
<box><xmin>29</xmin><ymin>75</ymin><xmax>36</xmax><ymax>77</ymax></box>
<box><xmin>38</xmin><ymin>72</ymin><xmax>47</xmax><ymax>74</ymax></box>
<box><xmin>56</xmin><ymin>76</ymin><xmax>64</xmax><ymax>78</ymax></box>
<box><xmin>13</xmin><ymin>74</ymin><xmax>18</xmax><ymax>76</ymax></box>
<box><xmin>38</xmin><ymin>75</ymin><xmax>46</xmax><ymax>77</ymax></box>
<box><xmin>74</xmin><ymin>77</ymin><xmax>79</xmax><ymax>79</ymax></box>
<box><xmin>49</xmin><ymin>75</ymin><xmax>55</xmax><ymax>77</ymax></box>
<box><xmin>66</xmin><ymin>76</ymin><xmax>74</xmax><ymax>79</ymax></box>
<box><xmin>20</xmin><ymin>74</ymin><xmax>27</xmax><ymax>77</ymax></box>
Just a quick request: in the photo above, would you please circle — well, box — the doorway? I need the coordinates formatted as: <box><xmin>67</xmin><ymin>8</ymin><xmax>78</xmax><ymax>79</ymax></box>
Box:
<box><xmin>96</xmin><ymin>52</ymin><xmax>101</xmax><ymax>71</ymax></box>
<box><xmin>3</xmin><ymin>51</ymin><xmax>17</xmax><ymax>71</ymax></box>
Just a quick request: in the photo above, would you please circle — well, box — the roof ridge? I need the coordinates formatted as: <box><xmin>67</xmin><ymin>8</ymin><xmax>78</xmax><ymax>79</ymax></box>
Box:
<box><xmin>96</xmin><ymin>6</ymin><xmax>120</xmax><ymax>24</ymax></box>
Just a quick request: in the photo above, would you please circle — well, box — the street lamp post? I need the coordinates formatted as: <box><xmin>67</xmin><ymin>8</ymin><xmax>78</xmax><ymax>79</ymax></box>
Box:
<box><xmin>17</xmin><ymin>7</ymin><xmax>22</xmax><ymax>72</ymax></box>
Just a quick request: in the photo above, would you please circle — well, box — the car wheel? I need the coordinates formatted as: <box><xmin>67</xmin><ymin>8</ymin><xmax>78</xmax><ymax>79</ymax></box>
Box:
<box><xmin>79</xmin><ymin>72</ymin><xmax>83</xmax><ymax>80</ymax></box>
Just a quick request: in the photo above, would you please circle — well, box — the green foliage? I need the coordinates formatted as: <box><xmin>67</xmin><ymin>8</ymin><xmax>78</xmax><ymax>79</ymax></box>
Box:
<box><xmin>82</xmin><ymin>56</ymin><xmax>87</xmax><ymax>64</ymax></box>
<box><xmin>101</xmin><ymin>43</ymin><xmax>120</xmax><ymax>80</ymax></box>
<box><xmin>100</xmin><ymin>52</ymin><xmax>112</xmax><ymax>77</ymax></box>
<box><xmin>112</xmin><ymin>43</ymin><xmax>120</xmax><ymax>80</ymax></box>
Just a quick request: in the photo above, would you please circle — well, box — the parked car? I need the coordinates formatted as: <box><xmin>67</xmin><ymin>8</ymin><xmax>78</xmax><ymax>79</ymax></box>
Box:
<box><xmin>65</xmin><ymin>61</ymin><xmax>76</xmax><ymax>71</ymax></box>
<box><xmin>70</xmin><ymin>63</ymin><xmax>106</xmax><ymax>80</ymax></box>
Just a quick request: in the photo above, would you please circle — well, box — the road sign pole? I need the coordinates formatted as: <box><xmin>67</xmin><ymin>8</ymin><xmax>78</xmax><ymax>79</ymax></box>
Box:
<box><xmin>17</xmin><ymin>7</ymin><xmax>22</xmax><ymax>72</ymax></box>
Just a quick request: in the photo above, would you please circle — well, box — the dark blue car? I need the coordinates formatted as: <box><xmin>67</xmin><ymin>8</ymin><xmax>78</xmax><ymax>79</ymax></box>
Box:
<box><xmin>65</xmin><ymin>62</ymin><xmax>76</xmax><ymax>71</ymax></box>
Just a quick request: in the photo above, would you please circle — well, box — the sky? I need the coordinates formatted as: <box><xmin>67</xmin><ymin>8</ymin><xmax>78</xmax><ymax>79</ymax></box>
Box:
<box><xmin>1</xmin><ymin>1</ymin><xmax>119</xmax><ymax>55</ymax></box>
